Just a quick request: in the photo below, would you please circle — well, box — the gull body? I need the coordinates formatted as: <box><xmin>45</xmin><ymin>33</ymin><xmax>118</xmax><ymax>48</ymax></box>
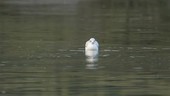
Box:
<box><xmin>85</xmin><ymin>38</ymin><xmax>99</xmax><ymax>57</ymax></box>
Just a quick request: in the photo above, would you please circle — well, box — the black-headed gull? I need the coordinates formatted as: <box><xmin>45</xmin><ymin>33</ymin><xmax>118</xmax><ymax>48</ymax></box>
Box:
<box><xmin>85</xmin><ymin>38</ymin><xmax>99</xmax><ymax>57</ymax></box>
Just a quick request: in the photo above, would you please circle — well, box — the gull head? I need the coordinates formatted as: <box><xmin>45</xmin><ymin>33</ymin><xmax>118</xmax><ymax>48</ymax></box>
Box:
<box><xmin>89</xmin><ymin>38</ymin><xmax>96</xmax><ymax>44</ymax></box>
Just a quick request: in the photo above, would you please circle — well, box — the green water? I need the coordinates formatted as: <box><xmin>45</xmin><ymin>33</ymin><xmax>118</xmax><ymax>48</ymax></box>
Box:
<box><xmin>0</xmin><ymin>0</ymin><xmax>170</xmax><ymax>96</ymax></box>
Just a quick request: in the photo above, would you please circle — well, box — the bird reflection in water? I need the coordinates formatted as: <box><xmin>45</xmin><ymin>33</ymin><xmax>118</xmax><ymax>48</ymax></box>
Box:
<box><xmin>85</xmin><ymin>51</ymin><xmax>98</xmax><ymax>69</ymax></box>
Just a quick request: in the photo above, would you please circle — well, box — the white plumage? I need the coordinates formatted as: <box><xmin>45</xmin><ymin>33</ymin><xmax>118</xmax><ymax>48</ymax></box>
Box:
<box><xmin>85</xmin><ymin>38</ymin><xmax>99</xmax><ymax>51</ymax></box>
<box><xmin>85</xmin><ymin>38</ymin><xmax>99</xmax><ymax>57</ymax></box>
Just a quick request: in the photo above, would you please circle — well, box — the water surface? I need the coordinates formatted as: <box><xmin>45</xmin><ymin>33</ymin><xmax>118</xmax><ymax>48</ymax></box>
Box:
<box><xmin>0</xmin><ymin>0</ymin><xmax>170</xmax><ymax>96</ymax></box>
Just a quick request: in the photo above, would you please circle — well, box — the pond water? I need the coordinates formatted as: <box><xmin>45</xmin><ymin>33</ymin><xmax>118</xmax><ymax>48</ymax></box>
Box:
<box><xmin>0</xmin><ymin>0</ymin><xmax>170</xmax><ymax>96</ymax></box>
